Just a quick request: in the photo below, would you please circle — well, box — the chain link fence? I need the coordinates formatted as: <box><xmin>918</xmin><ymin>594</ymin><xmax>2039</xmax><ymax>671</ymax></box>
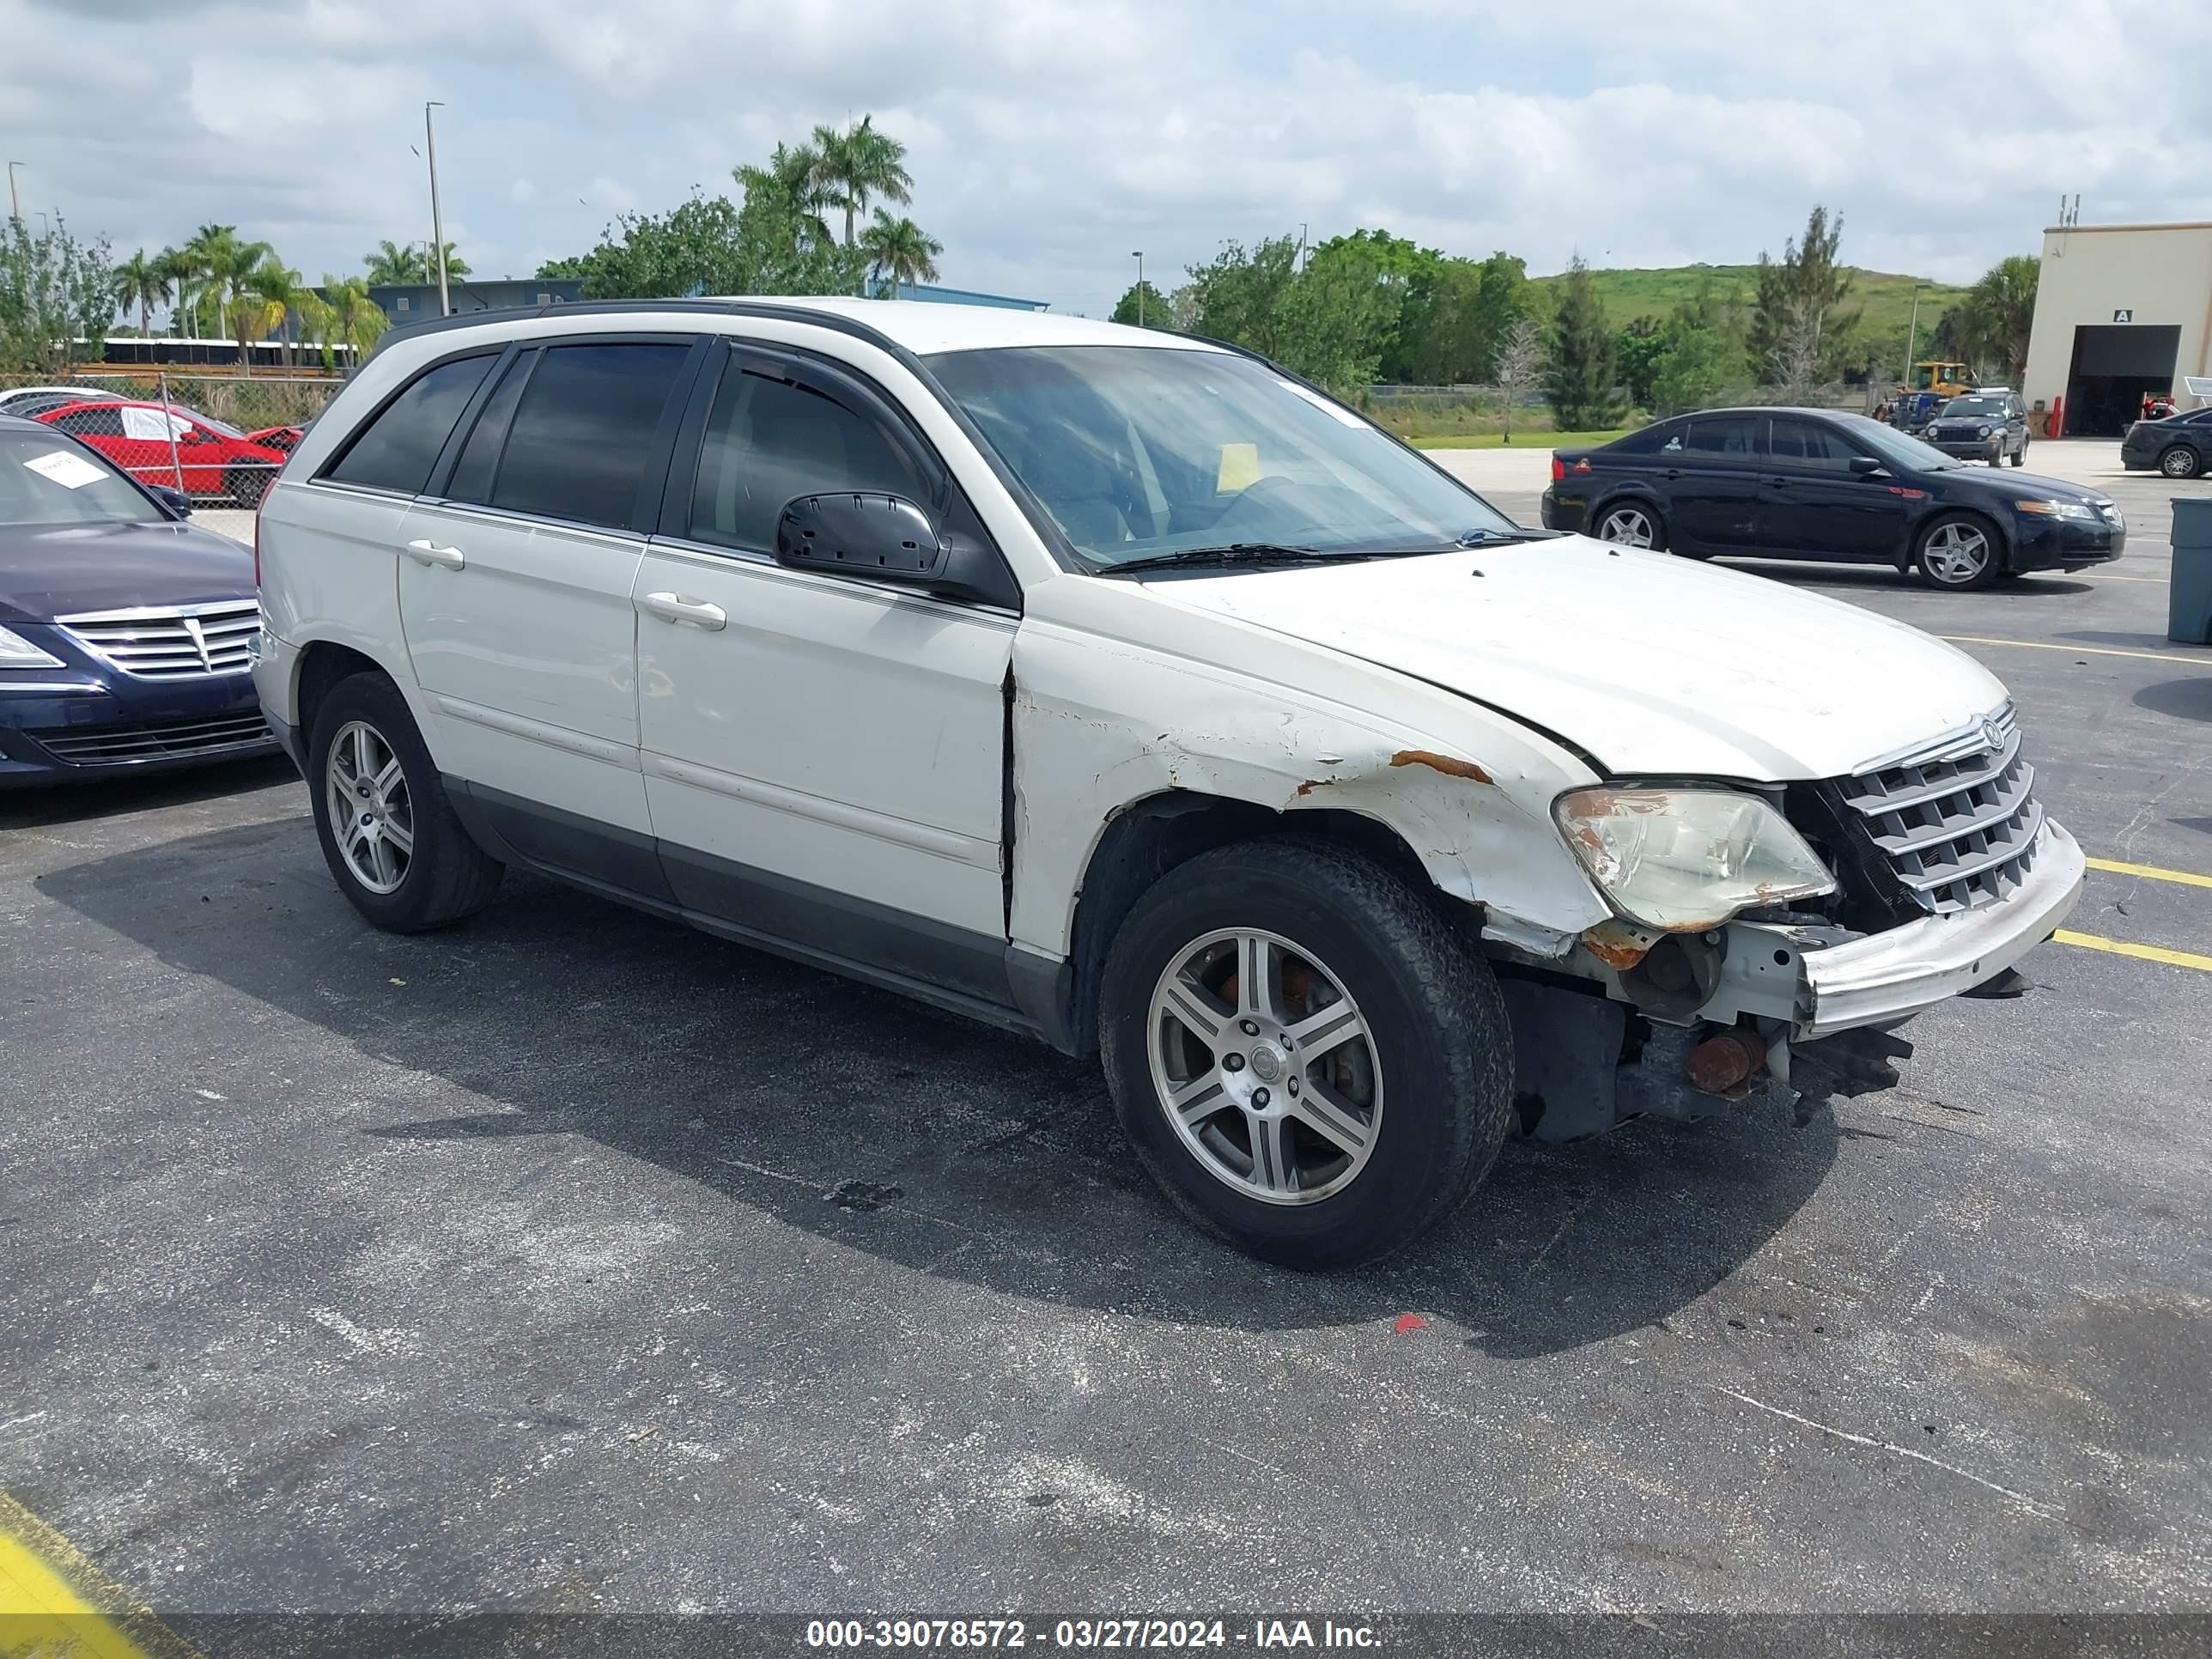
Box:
<box><xmin>0</xmin><ymin>372</ymin><xmax>343</xmax><ymax>507</ymax></box>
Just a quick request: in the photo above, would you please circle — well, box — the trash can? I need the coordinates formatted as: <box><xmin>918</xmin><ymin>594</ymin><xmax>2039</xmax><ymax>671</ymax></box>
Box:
<box><xmin>2172</xmin><ymin>497</ymin><xmax>2212</xmax><ymax>646</ymax></box>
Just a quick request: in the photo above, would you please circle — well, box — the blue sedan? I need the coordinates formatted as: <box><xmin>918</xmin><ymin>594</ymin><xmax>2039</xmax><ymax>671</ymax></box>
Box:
<box><xmin>0</xmin><ymin>413</ymin><xmax>277</xmax><ymax>787</ymax></box>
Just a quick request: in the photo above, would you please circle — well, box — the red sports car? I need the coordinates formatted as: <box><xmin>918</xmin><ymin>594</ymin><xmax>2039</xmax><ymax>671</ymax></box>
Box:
<box><xmin>33</xmin><ymin>399</ymin><xmax>289</xmax><ymax>506</ymax></box>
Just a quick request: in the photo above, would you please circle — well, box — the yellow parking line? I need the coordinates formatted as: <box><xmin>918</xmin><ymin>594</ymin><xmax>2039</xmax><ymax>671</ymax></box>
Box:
<box><xmin>2086</xmin><ymin>855</ymin><xmax>2212</xmax><ymax>890</ymax></box>
<box><xmin>1940</xmin><ymin>635</ymin><xmax>2205</xmax><ymax>664</ymax></box>
<box><xmin>2074</xmin><ymin>573</ymin><xmax>2172</xmax><ymax>584</ymax></box>
<box><xmin>2054</xmin><ymin>930</ymin><xmax>2212</xmax><ymax>974</ymax></box>
<box><xmin>0</xmin><ymin>1492</ymin><xmax>195</xmax><ymax>1659</ymax></box>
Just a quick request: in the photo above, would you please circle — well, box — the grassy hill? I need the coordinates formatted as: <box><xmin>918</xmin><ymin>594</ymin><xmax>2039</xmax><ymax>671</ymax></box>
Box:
<box><xmin>1530</xmin><ymin>263</ymin><xmax>1971</xmax><ymax>342</ymax></box>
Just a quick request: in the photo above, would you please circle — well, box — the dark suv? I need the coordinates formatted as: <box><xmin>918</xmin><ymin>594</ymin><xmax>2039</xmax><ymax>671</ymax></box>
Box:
<box><xmin>1923</xmin><ymin>391</ymin><xmax>2029</xmax><ymax>466</ymax></box>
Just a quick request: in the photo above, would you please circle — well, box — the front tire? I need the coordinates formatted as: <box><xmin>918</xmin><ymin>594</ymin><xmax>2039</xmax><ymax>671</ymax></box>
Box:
<box><xmin>1916</xmin><ymin>512</ymin><xmax>2002</xmax><ymax>590</ymax></box>
<box><xmin>1098</xmin><ymin>839</ymin><xmax>1514</xmax><ymax>1269</ymax></box>
<box><xmin>2161</xmin><ymin>445</ymin><xmax>2203</xmax><ymax>479</ymax></box>
<box><xmin>307</xmin><ymin>672</ymin><xmax>503</xmax><ymax>932</ymax></box>
<box><xmin>225</xmin><ymin>466</ymin><xmax>270</xmax><ymax>508</ymax></box>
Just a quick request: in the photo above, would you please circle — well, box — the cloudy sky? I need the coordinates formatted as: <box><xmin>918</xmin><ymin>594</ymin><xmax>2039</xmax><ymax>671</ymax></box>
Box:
<box><xmin>9</xmin><ymin>0</ymin><xmax>2211</xmax><ymax>317</ymax></box>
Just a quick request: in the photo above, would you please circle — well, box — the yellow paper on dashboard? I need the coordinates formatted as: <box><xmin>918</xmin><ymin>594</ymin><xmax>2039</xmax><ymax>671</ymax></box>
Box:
<box><xmin>1217</xmin><ymin>443</ymin><xmax>1261</xmax><ymax>492</ymax></box>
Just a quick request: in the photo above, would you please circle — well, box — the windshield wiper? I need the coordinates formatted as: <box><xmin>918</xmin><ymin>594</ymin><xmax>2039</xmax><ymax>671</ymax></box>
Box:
<box><xmin>1100</xmin><ymin>543</ymin><xmax>1382</xmax><ymax>576</ymax></box>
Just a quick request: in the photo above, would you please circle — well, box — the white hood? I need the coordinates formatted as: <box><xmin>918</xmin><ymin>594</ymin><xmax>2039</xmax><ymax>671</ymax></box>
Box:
<box><xmin>1154</xmin><ymin>536</ymin><xmax>2009</xmax><ymax>781</ymax></box>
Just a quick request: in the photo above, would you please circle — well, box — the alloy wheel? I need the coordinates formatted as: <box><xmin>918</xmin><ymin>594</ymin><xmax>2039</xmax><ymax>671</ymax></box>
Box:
<box><xmin>325</xmin><ymin>720</ymin><xmax>414</xmax><ymax>895</ymax></box>
<box><xmin>1922</xmin><ymin>521</ymin><xmax>1991</xmax><ymax>586</ymax></box>
<box><xmin>2162</xmin><ymin>447</ymin><xmax>2201</xmax><ymax>479</ymax></box>
<box><xmin>1146</xmin><ymin>928</ymin><xmax>1383</xmax><ymax>1206</ymax></box>
<box><xmin>1596</xmin><ymin>506</ymin><xmax>1655</xmax><ymax>548</ymax></box>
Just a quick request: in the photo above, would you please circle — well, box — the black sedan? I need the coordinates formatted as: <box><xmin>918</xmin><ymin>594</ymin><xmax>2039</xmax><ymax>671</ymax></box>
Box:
<box><xmin>0</xmin><ymin>414</ymin><xmax>276</xmax><ymax>787</ymax></box>
<box><xmin>2119</xmin><ymin>407</ymin><xmax>2211</xmax><ymax>478</ymax></box>
<box><xmin>1540</xmin><ymin>408</ymin><xmax>2125</xmax><ymax>590</ymax></box>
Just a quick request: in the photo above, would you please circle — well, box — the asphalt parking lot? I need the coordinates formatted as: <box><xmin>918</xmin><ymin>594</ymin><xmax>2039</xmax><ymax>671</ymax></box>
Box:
<box><xmin>3</xmin><ymin>444</ymin><xmax>2209</xmax><ymax>1638</ymax></box>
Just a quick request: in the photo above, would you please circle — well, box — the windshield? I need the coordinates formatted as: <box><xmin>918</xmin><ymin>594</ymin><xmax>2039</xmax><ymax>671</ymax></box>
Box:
<box><xmin>1940</xmin><ymin>397</ymin><xmax>2007</xmax><ymax>418</ymax></box>
<box><xmin>0</xmin><ymin>432</ymin><xmax>165</xmax><ymax>526</ymax></box>
<box><xmin>174</xmin><ymin>405</ymin><xmax>245</xmax><ymax>440</ymax></box>
<box><xmin>925</xmin><ymin>345</ymin><xmax>1517</xmax><ymax>568</ymax></box>
<box><xmin>1835</xmin><ymin>414</ymin><xmax>1958</xmax><ymax>472</ymax></box>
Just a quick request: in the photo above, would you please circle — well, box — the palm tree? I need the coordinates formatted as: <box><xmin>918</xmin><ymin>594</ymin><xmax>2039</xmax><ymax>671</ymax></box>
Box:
<box><xmin>860</xmin><ymin>211</ymin><xmax>942</xmax><ymax>295</ymax></box>
<box><xmin>112</xmin><ymin>249</ymin><xmax>171</xmax><ymax>338</ymax></box>
<box><xmin>807</xmin><ymin>116</ymin><xmax>913</xmax><ymax>252</ymax></box>
<box><xmin>178</xmin><ymin>223</ymin><xmax>240</xmax><ymax>335</ymax></box>
<box><xmin>154</xmin><ymin>246</ymin><xmax>197</xmax><ymax>336</ymax></box>
<box><xmin>321</xmin><ymin>275</ymin><xmax>388</xmax><ymax>362</ymax></box>
<box><xmin>734</xmin><ymin>142</ymin><xmax>835</xmax><ymax>247</ymax></box>
<box><xmin>1962</xmin><ymin>254</ymin><xmax>2039</xmax><ymax>387</ymax></box>
<box><xmin>363</xmin><ymin>240</ymin><xmax>423</xmax><ymax>285</ymax></box>
<box><xmin>433</xmin><ymin>241</ymin><xmax>470</xmax><ymax>281</ymax></box>
<box><xmin>251</xmin><ymin>261</ymin><xmax>307</xmax><ymax>368</ymax></box>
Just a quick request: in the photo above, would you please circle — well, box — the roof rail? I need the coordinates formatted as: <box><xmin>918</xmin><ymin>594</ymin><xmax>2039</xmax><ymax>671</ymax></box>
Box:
<box><xmin>367</xmin><ymin>296</ymin><xmax>927</xmax><ymax>363</ymax></box>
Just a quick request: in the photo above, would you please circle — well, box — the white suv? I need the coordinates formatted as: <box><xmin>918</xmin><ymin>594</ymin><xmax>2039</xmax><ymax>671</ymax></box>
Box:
<box><xmin>253</xmin><ymin>299</ymin><xmax>2084</xmax><ymax>1267</ymax></box>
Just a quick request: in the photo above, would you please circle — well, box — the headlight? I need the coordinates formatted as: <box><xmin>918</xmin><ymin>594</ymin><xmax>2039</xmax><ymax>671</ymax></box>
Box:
<box><xmin>2015</xmin><ymin>498</ymin><xmax>2097</xmax><ymax>521</ymax></box>
<box><xmin>1977</xmin><ymin>424</ymin><xmax>1993</xmax><ymax>437</ymax></box>
<box><xmin>1554</xmin><ymin>787</ymin><xmax>1837</xmax><ymax>932</ymax></box>
<box><xmin>0</xmin><ymin>623</ymin><xmax>64</xmax><ymax>668</ymax></box>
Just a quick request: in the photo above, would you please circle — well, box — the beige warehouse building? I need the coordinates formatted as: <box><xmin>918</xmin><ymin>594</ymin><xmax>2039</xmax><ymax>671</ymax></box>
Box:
<box><xmin>2021</xmin><ymin>220</ymin><xmax>2212</xmax><ymax>436</ymax></box>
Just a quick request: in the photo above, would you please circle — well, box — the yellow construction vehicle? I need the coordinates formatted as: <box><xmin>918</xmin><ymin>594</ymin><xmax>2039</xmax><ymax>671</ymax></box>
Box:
<box><xmin>1905</xmin><ymin>361</ymin><xmax>1973</xmax><ymax>397</ymax></box>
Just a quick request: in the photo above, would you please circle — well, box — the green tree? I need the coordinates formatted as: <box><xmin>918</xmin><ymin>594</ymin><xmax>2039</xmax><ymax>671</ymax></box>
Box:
<box><xmin>111</xmin><ymin>248</ymin><xmax>172</xmax><ymax>337</ymax></box>
<box><xmin>860</xmin><ymin>210</ymin><xmax>942</xmax><ymax>291</ymax></box>
<box><xmin>1184</xmin><ymin>233</ymin><xmax>1398</xmax><ymax>394</ymax></box>
<box><xmin>1747</xmin><ymin>205</ymin><xmax>1858</xmax><ymax>383</ymax></box>
<box><xmin>539</xmin><ymin>178</ymin><xmax>869</xmax><ymax>302</ymax></box>
<box><xmin>321</xmin><ymin>275</ymin><xmax>387</xmax><ymax>362</ymax></box>
<box><xmin>735</xmin><ymin>142</ymin><xmax>835</xmax><ymax>248</ymax></box>
<box><xmin>1650</xmin><ymin>278</ymin><xmax>1743</xmax><ymax>415</ymax></box>
<box><xmin>1614</xmin><ymin>314</ymin><xmax>1668</xmax><ymax>410</ymax></box>
<box><xmin>363</xmin><ymin>240</ymin><xmax>422</xmax><ymax>284</ymax></box>
<box><xmin>1955</xmin><ymin>254</ymin><xmax>2038</xmax><ymax>386</ymax></box>
<box><xmin>1544</xmin><ymin>256</ymin><xmax>1623</xmax><ymax>428</ymax></box>
<box><xmin>1110</xmin><ymin>279</ymin><xmax>1170</xmax><ymax>327</ymax></box>
<box><xmin>248</xmin><ymin>260</ymin><xmax>306</xmax><ymax>368</ymax></box>
<box><xmin>808</xmin><ymin>116</ymin><xmax>914</xmax><ymax>265</ymax></box>
<box><xmin>0</xmin><ymin>215</ymin><xmax>117</xmax><ymax>374</ymax></box>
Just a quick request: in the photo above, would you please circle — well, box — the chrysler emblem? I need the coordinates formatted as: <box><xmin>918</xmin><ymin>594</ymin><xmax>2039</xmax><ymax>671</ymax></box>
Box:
<box><xmin>180</xmin><ymin>615</ymin><xmax>212</xmax><ymax>672</ymax></box>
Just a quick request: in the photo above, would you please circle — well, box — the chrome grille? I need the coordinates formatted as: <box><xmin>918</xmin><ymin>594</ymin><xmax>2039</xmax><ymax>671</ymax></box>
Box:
<box><xmin>57</xmin><ymin>600</ymin><xmax>260</xmax><ymax>680</ymax></box>
<box><xmin>30</xmin><ymin>711</ymin><xmax>272</xmax><ymax>763</ymax></box>
<box><xmin>1838</xmin><ymin>705</ymin><xmax>2042</xmax><ymax>915</ymax></box>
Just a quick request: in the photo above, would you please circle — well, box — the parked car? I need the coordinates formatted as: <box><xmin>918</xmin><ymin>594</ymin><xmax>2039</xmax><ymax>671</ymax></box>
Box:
<box><xmin>2119</xmin><ymin>406</ymin><xmax>2212</xmax><ymax>478</ymax></box>
<box><xmin>1542</xmin><ymin>407</ymin><xmax>2123</xmax><ymax>589</ymax></box>
<box><xmin>0</xmin><ymin>414</ymin><xmax>276</xmax><ymax>787</ymax></box>
<box><xmin>248</xmin><ymin>424</ymin><xmax>307</xmax><ymax>455</ymax></box>
<box><xmin>0</xmin><ymin>386</ymin><xmax>125</xmax><ymax>417</ymax></box>
<box><xmin>33</xmin><ymin>398</ymin><xmax>289</xmax><ymax>506</ymax></box>
<box><xmin>254</xmin><ymin>301</ymin><xmax>2085</xmax><ymax>1267</ymax></box>
<box><xmin>1922</xmin><ymin>389</ymin><xmax>2030</xmax><ymax>466</ymax></box>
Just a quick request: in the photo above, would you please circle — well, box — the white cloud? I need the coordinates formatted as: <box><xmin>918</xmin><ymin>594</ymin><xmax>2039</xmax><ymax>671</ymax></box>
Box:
<box><xmin>5</xmin><ymin>0</ymin><xmax>2209</xmax><ymax>313</ymax></box>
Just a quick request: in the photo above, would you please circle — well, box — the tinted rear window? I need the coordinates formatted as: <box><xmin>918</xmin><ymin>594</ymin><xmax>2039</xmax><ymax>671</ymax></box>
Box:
<box><xmin>489</xmin><ymin>343</ymin><xmax>690</xmax><ymax>530</ymax></box>
<box><xmin>327</xmin><ymin>355</ymin><xmax>496</xmax><ymax>495</ymax></box>
<box><xmin>1686</xmin><ymin>416</ymin><xmax>1761</xmax><ymax>456</ymax></box>
<box><xmin>1605</xmin><ymin>423</ymin><xmax>1679</xmax><ymax>455</ymax></box>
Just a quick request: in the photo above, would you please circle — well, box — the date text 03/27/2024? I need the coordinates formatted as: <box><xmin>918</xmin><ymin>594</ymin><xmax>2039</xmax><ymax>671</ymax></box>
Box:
<box><xmin>804</xmin><ymin>1619</ymin><xmax>1381</xmax><ymax>1650</ymax></box>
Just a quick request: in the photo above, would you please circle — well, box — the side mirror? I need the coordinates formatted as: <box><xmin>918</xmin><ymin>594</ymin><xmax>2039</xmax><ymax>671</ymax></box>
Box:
<box><xmin>1848</xmin><ymin>455</ymin><xmax>1885</xmax><ymax>477</ymax></box>
<box><xmin>775</xmin><ymin>491</ymin><xmax>945</xmax><ymax>582</ymax></box>
<box><xmin>149</xmin><ymin>484</ymin><xmax>192</xmax><ymax>517</ymax></box>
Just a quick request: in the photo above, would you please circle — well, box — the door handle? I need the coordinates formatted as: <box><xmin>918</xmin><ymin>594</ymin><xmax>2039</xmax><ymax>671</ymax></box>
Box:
<box><xmin>639</xmin><ymin>592</ymin><xmax>727</xmax><ymax>631</ymax></box>
<box><xmin>404</xmin><ymin>538</ymin><xmax>465</xmax><ymax>570</ymax></box>
<box><xmin>1662</xmin><ymin>467</ymin><xmax>1680</xmax><ymax>480</ymax></box>
<box><xmin>1764</xmin><ymin>476</ymin><xmax>1793</xmax><ymax>487</ymax></box>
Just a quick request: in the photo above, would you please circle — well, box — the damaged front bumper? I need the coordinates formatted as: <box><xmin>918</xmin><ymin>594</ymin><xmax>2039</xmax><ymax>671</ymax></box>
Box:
<box><xmin>1789</xmin><ymin>819</ymin><xmax>2084</xmax><ymax>1037</ymax></box>
<box><xmin>1497</xmin><ymin>818</ymin><xmax>2085</xmax><ymax>1141</ymax></box>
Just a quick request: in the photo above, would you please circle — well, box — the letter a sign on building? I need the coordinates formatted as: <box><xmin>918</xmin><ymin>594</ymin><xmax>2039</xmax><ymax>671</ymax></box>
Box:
<box><xmin>2112</xmin><ymin>308</ymin><xmax>2133</xmax><ymax>323</ymax></box>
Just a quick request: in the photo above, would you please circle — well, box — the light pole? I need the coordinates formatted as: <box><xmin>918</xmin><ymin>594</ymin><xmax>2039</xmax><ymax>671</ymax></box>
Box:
<box><xmin>1131</xmin><ymin>252</ymin><xmax>1146</xmax><ymax>325</ymax></box>
<box><xmin>1899</xmin><ymin>280</ymin><xmax>1923</xmax><ymax>394</ymax></box>
<box><xmin>424</xmin><ymin>101</ymin><xmax>451</xmax><ymax>317</ymax></box>
<box><xmin>5</xmin><ymin>161</ymin><xmax>21</xmax><ymax>224</ymax></box>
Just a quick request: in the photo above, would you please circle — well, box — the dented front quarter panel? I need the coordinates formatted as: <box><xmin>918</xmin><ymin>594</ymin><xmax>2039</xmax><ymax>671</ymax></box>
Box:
<box><xmin>1008</xmin><ymin>572</ymin><xmax>1613</xmax><ymax>959</ymax></box>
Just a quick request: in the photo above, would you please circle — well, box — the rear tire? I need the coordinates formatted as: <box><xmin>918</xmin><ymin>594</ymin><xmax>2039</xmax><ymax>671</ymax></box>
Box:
<box><xmin>2008</xmin><ymin>439</ymin><xmax>2027</xmax><ymax>467</ymax></box>
<box><xmin>2161</xmin><ymin>445</ymin><xmax>2203</xmax><ymax>479</ymax></box>
<box><xmin>1098</xmin><ymin>838</ymin><xmax>1514</xmax><ymax>1269</ymax></box>
<box><xmin>1593</xmin><ymin>500</ymin><xmax>1687</xmax><ymax>556</ymax></box>
<box><xmin>225</xmin><ymin>466</ymin><xmax>270</xmax><ymax>508</ymax></box>
<box><xmin>307</xmin><ymin>672</ymin><xmax>503</xmax><ymax>933</ymax></box>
